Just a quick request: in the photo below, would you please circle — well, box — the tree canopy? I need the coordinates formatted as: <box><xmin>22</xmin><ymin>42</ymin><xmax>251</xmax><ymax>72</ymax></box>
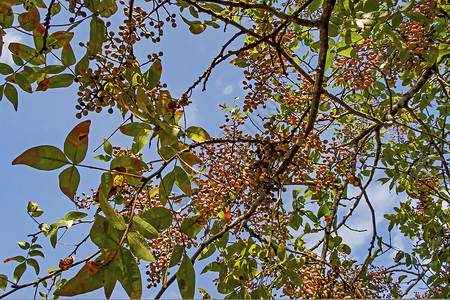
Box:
<box><xmin>1</xmin><ymin>0</ymin><xmax>449</xmax><ymax>298</ymax></box>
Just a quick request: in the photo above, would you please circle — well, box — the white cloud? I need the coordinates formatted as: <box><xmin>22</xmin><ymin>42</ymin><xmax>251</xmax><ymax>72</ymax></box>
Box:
<box><xmin>1</xmin><ymin>31</ymin><xmax>22</xmax><ymax>64</ymax></box>
<box><xmin>222</xmin><ymin>84</ymin><xmax>233</xmax><ymax>95</ymax></box>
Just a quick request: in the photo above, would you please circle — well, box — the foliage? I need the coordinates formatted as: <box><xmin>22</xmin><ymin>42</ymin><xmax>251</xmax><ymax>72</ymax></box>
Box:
<box><xmin>1</xmin><ymin>0</ymin><xmax>450</xmax><ymax>298</ymax></box>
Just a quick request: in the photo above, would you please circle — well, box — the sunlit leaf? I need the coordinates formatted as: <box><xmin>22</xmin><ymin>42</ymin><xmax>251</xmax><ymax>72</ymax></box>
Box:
<box><xmin>0</xmin><ymin>274</ymin><xmax>7</xmax><ymax>291</ymax></box>
<box><xmin>27</xmin><ymin>200</ymin><xmax>43</xmax><ymax>217</ymax></box>
<box><xmin>119</xmin><ymin>122</ymin><xmax>152</xmax><ymax>137</ymax></box>
<box><xmin>65</xmin><ymin>211</ymin><xmax>88</xmax><ymax>221</ymax></box>
<box><xmin>198</xmin><ymin>244</ymin><xmax>215</xmax><ymax>260</ymax></box>
<box><xmin>186</xmin><ymin>126</ymin><xmax>210</xmax><ymax>142</ymax></box>
<box><xmin>13</xmin><ymin>263</ymin><xmax>26</xmax><ymax>283</ymax></box>
<box><xmin>177</xmin><ymin>253</ymin><xmax>195</xmax><ymax>299</ymax></box>
<box><xmin>142</xmin><ymin>59</ymin><xmax>162</xmax><ymax>91</ymax></box>
<box><xmin>136</xmin><ymin>87</ymin><xmax>155</xmax><ymax>116</ymax></box>
<box><xmin>127</xmin><ymin>231</ymin><xmax>156</xmax><ymax>262</ymax></box>
<box><xmin>12</xmin><ymin>145</ymin><xmax>69</xmax><ymax>170</ymax></box>
<box><xmin>59</xmin><ymin>166</ymin><xmax>80</xmax><ymax>199</ymax></box>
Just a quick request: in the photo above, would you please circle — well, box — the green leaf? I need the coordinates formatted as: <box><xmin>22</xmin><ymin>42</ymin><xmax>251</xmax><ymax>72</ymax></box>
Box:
<box><xmin>28</xmin><ymin>250</ymin><xmax>45</xmax><ymax>258</ymax></box>
<box><xmin>159</xmin><ymin>171</ymin><xmax>175</xmax><ymax>204</ymax></box>
<box><xmin>177</xmin><ymin>253</ymin><xmax>195</xmax><ymax>299</ymax></box>
<box><xmin>26</xmin><ymin>258</ymin><xmax>40</xmax><ymax>275</ymax></box>
<box><xmin>174</xmin><ymin>166</ymin><xmax>192</xmax><ymax>196</ymax></box>
<box><xmin>94</xmin><ymin>154</ymin><xmax>111</xmax><ymax>162</ymax></box>
<box><xmin>101</xmin><ymin>172</ymin><xmax>114</xmax><ymax>197</ymax></box>
<box><xmin>4</xmin><ymin>256</ymin><xmax>25</xmax><ymax>263</ymax></box>
<box><xmin>0</xmin><ymin>63</ymin><xmax>13</xmax><ymax>75</ymax></box>
<box><xmin>119</xmin><ymin>122</ymin><xmax>152</xmax><ymax>137</ymax></box>
<box><xmin>89</xmin><ymin>15</ymin><xmax>105</xmax><ymax>55</ymax></box>
<box><xmin>198</xmin><ymin>244</ymin><xmax>216</xmax><ymax>260</ymax></box>
<box><xmin>18</xmin><ymin>241</ymin><xmax>30</xmax><ymax>250</ymax></box>
<box><xmin>135</xmin><ymin>207</ymin><xmax>172</xmax><ymax>230</ymax></box>
<box><xmin>65</xmin><ymin>211</ymin><xmax>88</xmax><ymax>221</ymax></box>
<box><xmin>8</xmin><ymin>43</ymin><xmax>45</xmax><ymax>65</ymax></box>
<box><xmin>142</xmin><ymin>59</ymin><xmax>162</xmax><ymax>90</ymax></box>
<box><xmin>103</xmin><ymin>138</ymin><xmax>113</xmax><ymax>155</ymax></box>
<box><xmin>18</xmin><ymin>5</ymin><xmax>40</xmax><ymax>31</ymax></box>
<box><xmin>169</xmin><ymin>244</ymin><xmax>183</xmax><ymax>267</ymax></box>
<box><xmin>54</xmin><ymin>261</ymin><xmax>107</xmax><ymax>296</ymax></box>
<box><xmin>4</xmin><ymin>83</ymin><xmax>18</xmax><ymax>111</ymax></box>
<box><xmin>181</xmin><ymin>215</ymin><xmax>204</xmax><ymax>238</ymax></box>
<box><xmin>277</xmin><ymin>243</ymin><xmax>286</xmax><ymax>263</ymax></box>
<box><xmin>186</xmin><ymin>126</ymin><xmax>210</xmax><ymax>142</ymax></box>
<box><xmin>216</xmin><ymin>231</ymin><xmax>229</xmax><ymax>249</ymax></box>
<box><xmin>131</xmin><ymin>135</ymin><xmax>148</xmax><ymax>154</ymax></box>
<box><xmin>336</xmin><ymin>41</ymin><xmax>356</xmax><ymax>58</ymax></box>
<box><xmin>75</xmin><ymin>52</ymin><xmax>89</xmax><ymax>75</ymax></box>
<box><xmin>180</xmin><ymin>16</ymin><xmax>206</xmax><ymax>34</ymax></box>
<box><xmin>131</xmin><ymin>214</ymin><xmax>156</xmax><ymax>239</ymax></box>
<box><xmin>110</xmin><ymin>156</ymin><xmax>148</xmax><ymax>173</ymax></box>
<box><xmin>98</xmin><ymin>0</ymin><xmax>118</xmax><ymax>17</ymax></box>
<box><xmin>12</xmin><ymin>145</ymin><xmax>69</xmax><ymax>170</ymax></box>
<box><xmin>14</xmin><ymin>72</ymin><xmax>32</xmax><ymax>93</ymax></box>
<box><xmin>136</xmin><ymin>87</ymin><xmax>155</xmax><ymax>116</ymax></box>
<box><xmin>0</xmin><ymin>274</ymin><xmax>7</xmax><ymax>291</ymax></box>
<box><xmin>116</xmin><ymin>247</ymin><xmax>142</xmax><ymax>299</ymax></box>
<box><xmin>127</xmin><ymin>231</ymin><xmax>156</xmax><ymax>262</ymax></box>
<box><xmin>90</xmin><ymin>215</ymin><xmax>120</xmax><ymax>251</ymax></box>
<box><xmin>61</xmin><ymin>43</ymin><xmax>76</xmax><ymax>66</ymax></box>
<box><xmin>13</xmin><ymin>263</ymin><xmax>26</xmax><ymax>283</ymax></box>
<box><xmin>45</xmin><ymin>74</ymin><xmax>74</xmax><ymax>88</ymax></box>
<box><xmin>103</xmin><ymin>270</ymin><xmax>117</xmax><ymax>299</ymax></box>
<box><xmin>27</xmin><ymin>200</ymin><xmax>43</xmax><ymax>217</ymax></box>
<box><xmin>99</xmin><ymin>190</ymin><xmax>126</xmax><ymax>230</ymax></box>
<box><xmin>308</xmin><ymin>0</ymin><xmax>323</xmax><ymax>15</ymax></box>
<box><xmin>63</xmin><ymin>120</ymin><xmax>90</xmax><ymax>164</ymax></box>
<box><xmin>362</xmin><ymin>0</ymin><xmax>379</xmax><ymax>12</ymax></box>
<box><xmin>59</xmin><ymin>166</ymin><xmax>80</xmax><ymax>199</ymax></box>
<box><xmin>344</xmin><ymin>31</ymin><xmax>363</xmax><ymax>44</ymax></box>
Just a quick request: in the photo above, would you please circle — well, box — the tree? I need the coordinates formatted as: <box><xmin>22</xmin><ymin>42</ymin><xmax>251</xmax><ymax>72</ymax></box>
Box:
<box><xmin>0</xmin><ymin>0</ymin><xmax>449</xmax><ymax>298</ymax></box>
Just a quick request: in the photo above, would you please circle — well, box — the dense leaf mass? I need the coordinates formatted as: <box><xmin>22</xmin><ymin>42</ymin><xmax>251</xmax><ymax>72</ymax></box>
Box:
<box><xmin>1</xmin><ymin>0</ymin><xmax>449</xmax><ymax>298</ymax></box>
